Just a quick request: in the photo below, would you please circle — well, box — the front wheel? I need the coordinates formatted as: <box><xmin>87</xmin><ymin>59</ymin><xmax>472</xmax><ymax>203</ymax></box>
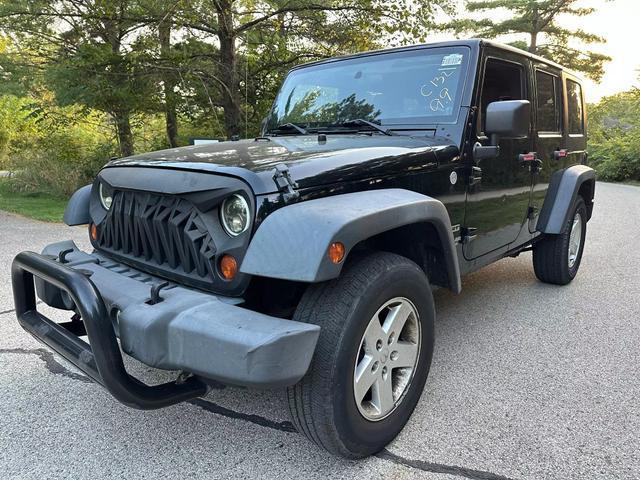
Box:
<box><xmin>287</xmin><ymin>252</ymin><xmax>435</xmax><ymax>458</ymax></box>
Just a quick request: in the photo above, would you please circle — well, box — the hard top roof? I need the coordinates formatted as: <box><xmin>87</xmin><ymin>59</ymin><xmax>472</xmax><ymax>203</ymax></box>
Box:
<box><xmin>291</xmin><ymin>38</ymin><xmax>581</xmax><ymax>80</ymax></box>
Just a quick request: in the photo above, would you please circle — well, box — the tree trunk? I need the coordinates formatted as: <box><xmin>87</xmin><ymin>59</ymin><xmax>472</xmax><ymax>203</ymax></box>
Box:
<box><xmin>103</xmin><ymin>28</ymin><xmax>135</xmax><ymax>156</ymax></box>
<box><xmin>114</xmin><ymin>111</ymin><xmax>135</xmax><ymax>157</ymax></box>
<box><xmin>217</xmin><ymin>3</ymin><xmax>243</xmax><ymax>139</ymax></box>
<box><xmin>159</xmin><ymin>16</ymin><xmax>179</xmax><ymax>148</ymax></box>
<box><xmin>529</xmin><ymin>5</ymin><xmax>539</xmax><ymax>54</ymax></box>
<box><xmin>529</xmin><ymin>31</ymin><xmax>538</xmax><ymax>54</ymax></box>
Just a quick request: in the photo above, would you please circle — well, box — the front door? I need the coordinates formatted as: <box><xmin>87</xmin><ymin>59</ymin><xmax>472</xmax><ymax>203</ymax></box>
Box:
<box><xmin>463</xmin><ymin>53</ymin><xmax>534</xmax><ymax>260</ymax></box>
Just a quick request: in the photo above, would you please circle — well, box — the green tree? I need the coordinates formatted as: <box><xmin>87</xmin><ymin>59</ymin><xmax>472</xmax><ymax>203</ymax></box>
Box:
<box><xmin>0</xmin><ymin>0</ymin><xmax>453</xmax><ymax>153</ymax></box>
<box><xmin>0</xmin><ymin>0</ymin><xmax>161</xmax><ymax>156</ymax></box>
<box><xmin>173</xmin><ymin>0</ymin><xmax>452</xmax><ymax>138</ymax></box>
<box><xmin>450</xmin><ymin>0</ymin><xmax>610</xmax><ymax>81</ymax></box>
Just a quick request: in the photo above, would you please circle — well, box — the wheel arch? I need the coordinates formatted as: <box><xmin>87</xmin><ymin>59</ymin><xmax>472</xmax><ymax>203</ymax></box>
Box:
<box><xmin>63</xmin><ymin>184</ymin><xmax>92</xmax><ymax>226</ymax></box>
<box><xmin>536</xmin><ymin>165</ymin><xmax>596</xmax><ymax>234</ymax></box>
<box><xmin>578</xmin><ymin>177</ymin><xmax>595</xmax><ymax>221</ymax></box>
<box><xmin>240</xmin><ymin>189</ymin><xmax>461</xmax><ymax>293</ymax></box>
<box><xmin>351</xmin><ymin>222</ymin><xmax>454</xmax><ymax>291</ymax></box>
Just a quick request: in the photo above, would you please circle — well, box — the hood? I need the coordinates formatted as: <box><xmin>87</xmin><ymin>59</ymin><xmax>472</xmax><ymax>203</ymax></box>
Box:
<box><xmin>106</xmin><ymin>134</ymin><xmax>458</xmax><ymax>195</ymax></box>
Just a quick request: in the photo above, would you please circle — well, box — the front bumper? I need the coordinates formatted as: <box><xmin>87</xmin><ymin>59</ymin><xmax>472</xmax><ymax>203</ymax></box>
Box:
<box><xmin>11</xmin><ymin>241</ymin><xmax>320</xmax><ymax>409</ymax></box>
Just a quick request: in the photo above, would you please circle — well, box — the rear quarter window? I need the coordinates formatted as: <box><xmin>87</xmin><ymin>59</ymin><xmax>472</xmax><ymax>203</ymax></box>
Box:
<box><xmin>566</xmin><ymin>79</ymin><xmax>584</xmax><ymax>134</ymax></box>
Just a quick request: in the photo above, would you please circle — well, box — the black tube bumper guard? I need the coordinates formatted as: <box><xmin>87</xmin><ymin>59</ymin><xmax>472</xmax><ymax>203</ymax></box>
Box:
<box><xmin>11</xmin><ymin>245</ymin><xmax>320</xmax><ymax>410</ymax></box>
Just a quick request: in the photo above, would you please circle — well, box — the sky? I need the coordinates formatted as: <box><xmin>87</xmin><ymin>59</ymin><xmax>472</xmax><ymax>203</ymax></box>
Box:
<box><xmin>560</xmin><ymin>0</ymin><xmax>639</xmax><ymax>102</ymax></box>
<box><xmin>426</xmin><ymin>0</ymin><xmax>638</xmax><ymax>103</ymax></box>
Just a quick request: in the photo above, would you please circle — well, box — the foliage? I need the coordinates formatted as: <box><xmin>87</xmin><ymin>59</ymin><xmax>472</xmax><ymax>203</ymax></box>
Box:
<box><xmin>0</xmin><ymin>0</ymin><xmax>162</xmax><ymax>156</ymax></box>
<box><xmin>0</xmin><ymin>178</ymin><xmax>68</xmax><ymax>222</ymax></box>
<box><xmin>0</xmin><ymin>0</ymin><xmax>624</xmax><ymax>205</ymax></box>
<box><xmin>449</xmin><ymin>0</ymin><xmax>610</xmax><ymax>81</ymax></box>
<box><xmin>1</xmin><ymin>97</ymin><xmax>117</xmax><ymax>196</ymax></box>
<box><xmin>588</xmin><ymin>90</ymin><xmax>640</xmax><ymax>182</ymax></box>
<box><xmin>0</xmin><ymin>0</ymin><xmax>453</xmax><ymax>149</ymax></box>
<box><xmin>0</xmin><ymin>0</ymin><xmax>456</xmax><ymax>200</ymax></box>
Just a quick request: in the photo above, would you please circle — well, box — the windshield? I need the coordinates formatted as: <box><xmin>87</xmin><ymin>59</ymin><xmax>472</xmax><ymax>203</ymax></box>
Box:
<box><xmin>266</xmin><ymin>47</ymin><xmax>469</xmax><ymax>132</ymax></box>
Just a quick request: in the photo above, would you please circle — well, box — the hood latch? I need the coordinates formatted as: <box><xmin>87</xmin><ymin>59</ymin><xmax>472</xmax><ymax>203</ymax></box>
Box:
<box><xmin>273</xmin><ymin>163</ymin><xmax>300</xmax><ymax>201</ymax></box>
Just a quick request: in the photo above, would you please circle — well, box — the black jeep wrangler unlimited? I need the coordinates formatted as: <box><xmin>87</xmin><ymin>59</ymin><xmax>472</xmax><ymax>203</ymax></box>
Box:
<box><xmin>11</xmin><ymin>40</ymin><xmax>595</xmax><ymax>458</ymax></box>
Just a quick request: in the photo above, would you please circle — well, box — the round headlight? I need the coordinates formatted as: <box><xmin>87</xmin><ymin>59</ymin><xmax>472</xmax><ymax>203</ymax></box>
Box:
<box><xmin>99</xmin><ymin>183</ymin><xmax>113</xmax><ymax>210</ymax></box>
<box><xmin>220</xmin><ymin>194</ymin><xmax>250</xmax><ymax>236</ymax></box>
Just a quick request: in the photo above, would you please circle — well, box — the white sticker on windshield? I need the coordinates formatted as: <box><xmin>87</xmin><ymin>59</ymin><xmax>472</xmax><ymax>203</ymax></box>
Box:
<box><xmin>441</xmin><ymin>54</ymin><xmax>463</xmax><ymax>66</ymax></box>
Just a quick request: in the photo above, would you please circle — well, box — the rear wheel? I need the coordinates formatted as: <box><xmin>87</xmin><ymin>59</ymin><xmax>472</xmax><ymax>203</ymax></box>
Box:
<box><xmin>286</xmin><ymin>252</ymin><xmax>435</xmax><ymax>458</ymax></box>
<box><xmin>533</xmin><ymin>196</ymin><xmax>587</xmax><ymax>285</ymax></box>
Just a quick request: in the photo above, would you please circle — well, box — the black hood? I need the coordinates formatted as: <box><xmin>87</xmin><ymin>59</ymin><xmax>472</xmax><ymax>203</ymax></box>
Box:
<box><xmin>106</xmin><ymin>134</ymin><xmax>457</xmax><ymax>195</ymax></box>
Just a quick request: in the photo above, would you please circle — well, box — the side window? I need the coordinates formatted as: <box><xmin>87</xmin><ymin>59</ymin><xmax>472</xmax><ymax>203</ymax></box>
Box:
<box><xmin>535</xmin><ymin>71</ymin><xmax>561</xmax><ymax>132</ymax></box>
<box><xmin>479</xmin><ymin>58</ymin><xmax>525</xmax><ymax>134</ymax></box>
<box><xmin>566</xmin><ymin>79</ymin><xmax>584</xmax><ymax>134</ymax></box>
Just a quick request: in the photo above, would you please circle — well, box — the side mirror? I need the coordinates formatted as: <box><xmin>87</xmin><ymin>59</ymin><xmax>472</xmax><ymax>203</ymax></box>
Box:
<box><xmin>473</xmin><ymin>100</ymin><xmax>531</xmax><ymax>163</ymax></box>
<box><xmin>485</xmin><ymin>100</ymin><xmax>531</xmax><ymax>141</ymax></box>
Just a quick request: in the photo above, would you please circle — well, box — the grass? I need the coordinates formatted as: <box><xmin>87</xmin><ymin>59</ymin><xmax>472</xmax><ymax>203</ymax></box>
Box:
<box><xmin>0</xmin><ymin>179</ymin><xmax>67</xmax><ymax>222</ymax></box>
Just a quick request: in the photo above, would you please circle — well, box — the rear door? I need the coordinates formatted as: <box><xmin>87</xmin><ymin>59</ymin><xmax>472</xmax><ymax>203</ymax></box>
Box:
<box><xmin>530</xmin><ymin>69</ymin><xmax>586</xmax><ymax>231</ymax></box>
<box><xmin>529</xmin><ymin>64</ymin><xmax>564</xmax><ymax>231</ymax></box>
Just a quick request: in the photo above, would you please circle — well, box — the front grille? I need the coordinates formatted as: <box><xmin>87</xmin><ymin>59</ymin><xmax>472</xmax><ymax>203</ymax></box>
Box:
<box><xmin>97</xmin><ymin>190</ymin><xmax>217</xmax><ymax>284</ymax></box>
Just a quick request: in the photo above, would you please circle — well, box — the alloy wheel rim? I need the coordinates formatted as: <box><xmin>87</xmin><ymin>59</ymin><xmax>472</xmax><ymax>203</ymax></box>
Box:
<box><xmin>568</xmin><ymin>212</ymin><xmax>583</xmax><ymax>269</ymax></box>
<box><xmin>353</xmin><ymin>297</ymin><xmax>421</xmax><ymax>421</ymax></box>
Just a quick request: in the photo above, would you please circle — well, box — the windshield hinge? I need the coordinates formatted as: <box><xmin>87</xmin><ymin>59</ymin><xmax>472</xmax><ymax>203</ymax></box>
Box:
<box><xmin>461</xmin><ymin>226</ymin><xmax>477</xmax><ymax>244</ymax></box>
<box><xmin>273</xmin><ymin>163</ymin><xmax>300</xmax><ymax>201</ymax></box>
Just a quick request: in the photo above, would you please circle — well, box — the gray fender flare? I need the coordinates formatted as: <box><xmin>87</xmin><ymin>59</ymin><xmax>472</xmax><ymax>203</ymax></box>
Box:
<box><xmin>537</xmin><ymin>165</ymin><xmax>596</xmax><ymax>234</ymax></box>
<box><xmin>63</xmin><ymin>184</ymin><xmax>92</xmax><ymax>226</ymax></box>
<box><xmin>240</xmin><ymin>189</ymin><xmax>461</xmax><ymax>293</ymax></box>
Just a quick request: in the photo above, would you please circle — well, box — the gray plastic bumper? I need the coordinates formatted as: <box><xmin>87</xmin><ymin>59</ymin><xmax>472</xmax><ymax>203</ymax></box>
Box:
<box><xmin>36</xmin><ymin>241</ymin><xmax>320</xmax><ymax>388</ymax></box>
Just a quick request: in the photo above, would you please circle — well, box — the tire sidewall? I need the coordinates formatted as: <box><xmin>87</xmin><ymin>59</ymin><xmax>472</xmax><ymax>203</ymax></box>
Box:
<box><xmin>563</xmin><ymin>198</ymin><xmax>587</xmax><ymax>280</ymax></box>
<box><xmin>329</xmin><ymin>258</ymin><xmax>435</xmax><ymax>456</ymax></box>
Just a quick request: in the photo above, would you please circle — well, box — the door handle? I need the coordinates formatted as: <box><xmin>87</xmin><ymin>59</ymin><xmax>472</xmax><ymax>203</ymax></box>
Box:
<box><xmin>518</xmin><ymin>152</ymin><xmax>543</xmax><ymax>172</ymax></box>
<box><xmin>553</xmin><ymin>149</ymin><xmax>568</xmax><ymax>160</ymax></box>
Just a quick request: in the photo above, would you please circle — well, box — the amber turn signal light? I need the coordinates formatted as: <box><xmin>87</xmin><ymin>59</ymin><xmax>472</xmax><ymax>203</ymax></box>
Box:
<box><xmin>220</xmin><ymin>254</ymin><xmax>238</xmax><ymax>280</ymax></box>
<box><xmin>328</xmin><ymin>242</ymin><xmax>345</xmax><ymax>264</ymax></box>
<box><xmin>89</xmin><ymin>223</ymin><xmax>98</xmax><ymax>241</ymax></box>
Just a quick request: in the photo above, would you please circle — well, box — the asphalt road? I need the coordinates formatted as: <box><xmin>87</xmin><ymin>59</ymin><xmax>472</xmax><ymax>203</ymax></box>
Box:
<box><xmin>0</xmin><ymin>181</ymin><xmax>638</xmax><ymax>480</ymax></box>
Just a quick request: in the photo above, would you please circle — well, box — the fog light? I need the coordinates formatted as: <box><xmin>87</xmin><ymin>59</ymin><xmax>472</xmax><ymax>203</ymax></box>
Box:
<box><xmin>328</xmin><ymin>242</ymin><xmax>345</xmax><ymax>264</ymax></box>
<box><xmin>220</xmin><ymin>254</ymin><xmax>238</xmax><ymax>280</ymax></box>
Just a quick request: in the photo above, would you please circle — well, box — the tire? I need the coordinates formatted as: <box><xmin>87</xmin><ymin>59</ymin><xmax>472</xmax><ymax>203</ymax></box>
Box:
<box><xmin>533</xmin><ymin>196</ymin><xmax>587</xmax><ymax>285</ymax></box>
<box><xmin>286</xmin><ymin>251</ymin><xmax>435</xmax><ymax>458</ymax></box>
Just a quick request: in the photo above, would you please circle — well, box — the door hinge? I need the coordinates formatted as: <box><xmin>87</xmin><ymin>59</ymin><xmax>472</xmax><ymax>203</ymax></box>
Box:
<box><xmin>461</xmin><ymin>226</ymin><xmax>477</xmax><ymax>244</ymax></box>
<box><xmin>273</xmin><ymin>163</ymin><xmax>300</xmax><ymax>201</ymax></box>
<box><xmin>467</xmin><ymin>166</ymin><xmax>482</xmax><ymax>186</ymax></box>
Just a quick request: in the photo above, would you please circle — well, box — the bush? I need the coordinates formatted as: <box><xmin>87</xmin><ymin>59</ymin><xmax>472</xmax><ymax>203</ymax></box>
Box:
<box><xmin>2</xmin><ymin>98</ymin><xmax>118</xmax><ymax>197</ymax></box>
<box><xmin>8</xmin><ymin>132</ymin><xmax>115</xmax><ymax>197</ymax></box>
<box><xmin>588</xmin><ymin>90</ymin><xmax>640</xmax><ymax>182</ymax></box>
<box><xmin>589</xmin><ymin>131</ymin><xmax>640</xmax><ymax>182</ymax></box>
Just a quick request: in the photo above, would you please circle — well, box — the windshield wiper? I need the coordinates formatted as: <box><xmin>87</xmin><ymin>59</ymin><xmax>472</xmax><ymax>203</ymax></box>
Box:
<box><xmin>267</xmin><ymin>122</ymin><xmax>308</xmax><ymax>135</ymax></box>
<box><xmin>327</xmin><ymin>119</ymin><xmax>394</xmax><ymax>136</ymax></box>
